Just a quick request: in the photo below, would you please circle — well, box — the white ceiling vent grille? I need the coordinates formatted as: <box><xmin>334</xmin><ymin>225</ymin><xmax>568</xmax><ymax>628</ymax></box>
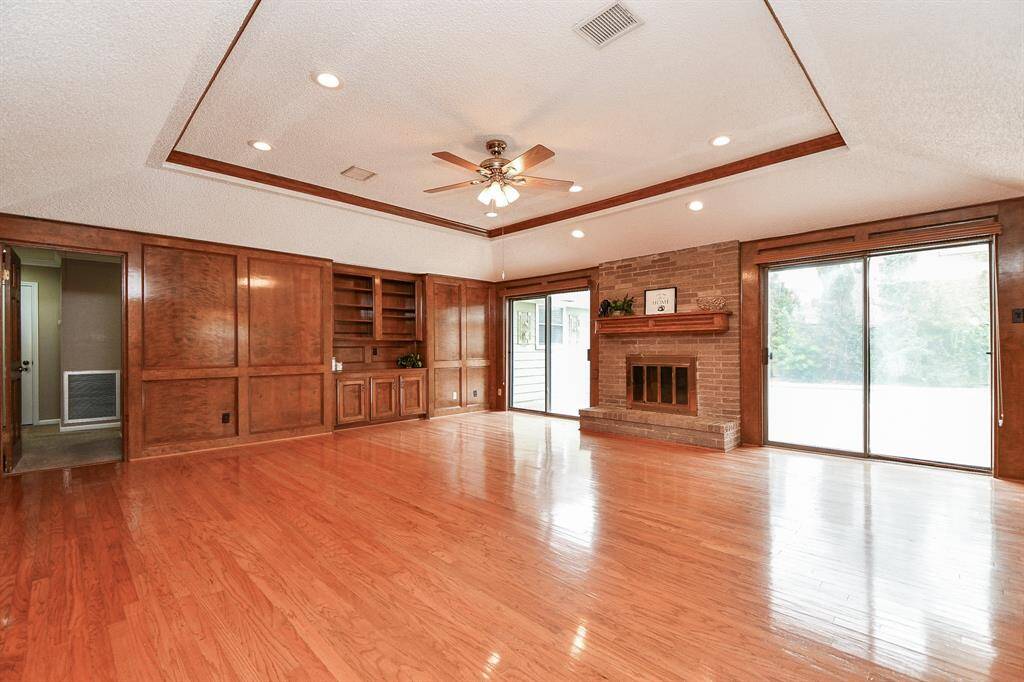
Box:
<box><xmin>575</xmin><ymin>3</ymin><xmax>643</xmax><ymax>48</ymax></box>
<box><xmin>340</xmin><ymin>165</ymin><xmax>376</xmax><ymax>181</ymax></box>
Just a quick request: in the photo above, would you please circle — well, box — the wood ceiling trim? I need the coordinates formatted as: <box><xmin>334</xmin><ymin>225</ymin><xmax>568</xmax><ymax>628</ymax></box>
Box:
<box><xmin>166</xmin><ymin>151</ymin><xmax>488</xmax><ymax>236</ymax></box>
<box><xmin>167</xmin><ymin>0</ymin><xmax>847</xmax><ymax>240</ymax></box>
<box><xmin>490</xmin><ymin>133</ymin><xmax>846</xmax><ymax>237</ymax></box>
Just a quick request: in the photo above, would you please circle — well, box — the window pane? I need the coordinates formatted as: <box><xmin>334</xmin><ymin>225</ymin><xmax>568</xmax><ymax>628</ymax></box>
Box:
<box><xmin>548</xmin><ymin>291</ymin><xmax>590</xmax><ymax>416</ymax></box>
<box><xmin>868</xmin><ymin>243</ymin><xmax>991</xmax><ymax>467</ymax></box>
<box><xmin>767</xmin><ymin>260</ymin><xmax>865</xmax><ymax>452</ymax></box>
<box><xmin>510</xmin><ymin>298</ymin><xmax>546</xmax><ymax>410</ymax></box>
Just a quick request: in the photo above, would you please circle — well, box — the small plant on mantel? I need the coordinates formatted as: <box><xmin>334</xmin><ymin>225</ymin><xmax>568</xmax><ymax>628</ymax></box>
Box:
<box><xmin>608</xmin><ymin>295</ymin><xmax>635</xmax><ymax>317</ymax></box>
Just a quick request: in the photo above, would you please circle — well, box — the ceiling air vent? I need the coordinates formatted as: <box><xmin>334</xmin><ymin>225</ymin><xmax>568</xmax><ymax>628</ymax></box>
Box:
<box><xmin>574</xmin><ymin>2</ymin><xmax>643</xmax><ymax>48</ymax></box>
<box><xmin>340</xmin><ymin>165</ymin><xmax>376</xmax><ymax>181</ymax></box>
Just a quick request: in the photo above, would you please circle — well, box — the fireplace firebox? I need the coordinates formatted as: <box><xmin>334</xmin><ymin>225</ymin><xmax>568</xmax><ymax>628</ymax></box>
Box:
<box><xmin>626</xmin><ymin>355</ymin><xmax>697</xmax><ymax>415</ymax></box>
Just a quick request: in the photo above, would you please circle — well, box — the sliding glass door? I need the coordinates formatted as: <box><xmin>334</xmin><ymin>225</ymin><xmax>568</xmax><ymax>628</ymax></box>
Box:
<box><xmin>509</xmin><ymin>291</ymin><xmax>590</xmax><ymax>417</ymax></box>
<box><xmin>766</xmin><ymin>241</ymin><xmax>993</xmax><ymax>469</ymax></box>
<box><xmin>868</xmin><ymin>243</ymin><xmax>992</xmax><ymax>467</ymax></box>
<box><xmin>766</xmin><ymin>259</ymin><xmax>865</xmax><ymax>452</ymax></box>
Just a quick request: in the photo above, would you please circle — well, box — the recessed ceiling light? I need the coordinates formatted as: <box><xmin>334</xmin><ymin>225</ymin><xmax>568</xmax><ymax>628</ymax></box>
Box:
<box><xmin>711</xmin><ymin>135</ymin><xmax>731</xmax><ymax>147</ymax></box>
<box><xmin>688</xmin><ymin>200</ymin><xmax>704</xmax><ymax>212</ymax></box>
<box><xmin>249</xmin><ymin>140</ymin><xmax>272</xmax><ymax>151</ymax></box>
<box><xmin>485</xmin><ymin>211</ymin><xmax>498</xmax><ymax>218</ymax></box>
<box><xmin>571</xmin><ymin>229</ymin><xmax>585</xmax><ymax>238</ymax></box>
<box><xmin>569</xmin><ymin>184</ymin><xmax>583</xmax><ymax>193</ymax></box>
<box><xmin>314</xmin><ymin>72</ymin><xmax>341</xmax><ymax>89</ymax></box>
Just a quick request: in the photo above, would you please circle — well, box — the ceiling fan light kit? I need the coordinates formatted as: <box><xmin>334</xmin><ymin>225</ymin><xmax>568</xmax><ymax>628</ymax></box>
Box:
<box><xmin>425</xmin><ymin>138</ymin><xmax>575</xmax><ymax>215</ymax></box>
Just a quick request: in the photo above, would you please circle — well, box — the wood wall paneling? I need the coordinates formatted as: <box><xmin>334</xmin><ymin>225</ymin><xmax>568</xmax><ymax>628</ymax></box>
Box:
<box><xmin>249</xmin><ymin>258</ymin><xmax>324</xmax><ymax>367</ymax></box>
<box><xmin>433</xmin><ymin>367</ymin><xmax>462</xmax><ymax>411</ymax></box>
<box><xmin>0</xmin><ymin>213</ymin><xmax>333</xmax><ymax>463</ymax></box>
<box><xmin>143</xmin><ymin>377</ymin><xmax>237</xmax><ymax>445</ymax></box>
<box><xmin>464</xmin><ymin>284</ymin><xmax>490</xmax><ymax>360</ymax></box>
<box><xmin>995</xmin><ymin>199</ymin><xmax>1024</xmax><ymax>479</ymax></box>
<box><xmin>249</xmin><ymin>373</ymin><xmax>324</xmax><ymax>434</ymax></box>
<box><xmin>431</xmin><ymin>281</ymin><xmax>462</xmax><ymax>362</ymax></box>
<box><xmin>142</xmin><ymin>245</ymin><xmax>237</xmax><ymax>368</ymax></box>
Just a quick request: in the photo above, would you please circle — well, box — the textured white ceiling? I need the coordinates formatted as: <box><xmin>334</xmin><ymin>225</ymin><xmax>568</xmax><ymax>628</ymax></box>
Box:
<box><xmin>1</xmin><ymin>1</ymin><xmax>1021</xmax><ymax>281</ymax></box>
<box><xmin>176</xmin><ymin>0</ymin><xmax>834</xmax><ymax>230</ymax></box>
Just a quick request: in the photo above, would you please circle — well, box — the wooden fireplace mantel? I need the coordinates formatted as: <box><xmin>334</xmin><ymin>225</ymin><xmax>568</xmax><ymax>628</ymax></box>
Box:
<box><xmin>594</xmin><ymin>311</ymin><xmax>731</xmax><ymax>335</ymax></box>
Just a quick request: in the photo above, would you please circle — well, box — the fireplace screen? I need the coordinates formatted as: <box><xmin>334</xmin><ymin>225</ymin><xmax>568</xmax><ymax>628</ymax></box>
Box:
<box><xmin>626</xmin><ymin>355</ymin><xmax>697</xmax><ymax>415</ymax></box>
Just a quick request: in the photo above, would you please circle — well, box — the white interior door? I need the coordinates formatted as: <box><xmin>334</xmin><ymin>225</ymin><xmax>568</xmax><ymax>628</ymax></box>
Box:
<box><xmin>20</xmin><ymin>281</ymin><xmax>38</xmax><ymax>426</ymax></box>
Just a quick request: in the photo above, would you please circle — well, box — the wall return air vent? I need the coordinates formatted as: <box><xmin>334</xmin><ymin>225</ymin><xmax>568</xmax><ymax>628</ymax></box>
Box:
<box><xmin>574</xmin><ymin>2</ymin><xmax>643</xmax><ymax>48</ymax></box>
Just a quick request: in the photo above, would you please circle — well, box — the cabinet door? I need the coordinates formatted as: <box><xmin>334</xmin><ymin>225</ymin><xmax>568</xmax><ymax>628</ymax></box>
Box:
<box><xmin>399</xmin><ymin>374</ymin><xmax>426</xmax><ymax>416</ymax></box>
<box><xmin>337</xmin><ymin>378</ymin><xmax>369</xmax><ymax>424</ymax></box>
<box><xmin>370</xmin><ymin>376</ymin><xmax>399</xmax><ymax>421</ymax></box>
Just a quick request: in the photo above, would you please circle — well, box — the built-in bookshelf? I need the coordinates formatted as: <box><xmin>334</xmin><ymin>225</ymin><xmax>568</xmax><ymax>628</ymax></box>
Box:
<box><xmin>332</xmin><ymin>266</ymin><xmax>423</xmax><ymax>370</ymax></box>
<box><xmin>333</xmin><ymin>272</ymin><xmax>374</xmax><ymax>340</ymax></box>
<box><xmin>380</xmin><ymin>278</ymin><xmax>417</xmax><ymax>340</ymax></box>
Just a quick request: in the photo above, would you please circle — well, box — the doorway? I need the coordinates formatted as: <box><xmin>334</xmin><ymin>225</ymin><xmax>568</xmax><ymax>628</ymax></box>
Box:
<box><xmin>765</xmin><ymin>241</ymin><xmax>993</xmax><ymax>470</ymax></box>
<box><xmin>3</xmin><ymin>244</ymin><xmax>125</xmax><ymax>474</ymax></box>
<box><xmin>509</xmin><ymin>290</ymin><xmax>591</xmax><ymax>417</ymax></box>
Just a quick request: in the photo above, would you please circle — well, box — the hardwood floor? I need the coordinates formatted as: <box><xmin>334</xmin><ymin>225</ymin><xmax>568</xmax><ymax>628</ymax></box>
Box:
<box><xmin>1</xmin><ymin>412</ymin><xmax>1021</xmax><ymax>680</ymax></box>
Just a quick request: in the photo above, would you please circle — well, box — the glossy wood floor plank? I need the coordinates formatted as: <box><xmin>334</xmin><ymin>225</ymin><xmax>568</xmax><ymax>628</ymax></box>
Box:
<box><xmin>1</xmin><ymin>412</ymin><xmax>1022</xmax><ymax>680</ymax></box>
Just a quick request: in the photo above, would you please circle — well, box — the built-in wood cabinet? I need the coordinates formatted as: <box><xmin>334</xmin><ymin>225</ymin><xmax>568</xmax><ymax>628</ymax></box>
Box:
<box><xmin>335</xmin><ymin>368</ymin><xmax>427</xmax><ymax>427</ymax></box>
<box><xmin>423</xmin><ymin>275</ymin><xmax>495</xmax><ymax>417</ymax></box>
<box><xmin>399</xmin><ymin>373</ymin><xmax>426</xmax><ymax>416</ymax></box>
<box><xmin>337</xmin><ymin>377</ymin><xmax>369</xmax><ymax>424</ymax></box>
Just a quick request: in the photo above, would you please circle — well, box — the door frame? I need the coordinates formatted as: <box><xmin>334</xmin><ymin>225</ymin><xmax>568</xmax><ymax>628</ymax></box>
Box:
<box><xmin>762</xmin><ymin>238</ymin><xmax>995</xmax><ymax>473</ymax></box>
<box><xmin>2</xmin><ymin>242</ymin><xmax>128</xmax><ymax>474</ymax></box>
<box><xmin>507</xmin><ymin>287</ymin><xmax>591</xmax><ymax>419</ymax></box>
<box><xmin>20</xmin><ymin>280</ymin><xmax>39</xmax><ymax>426</ymax></box>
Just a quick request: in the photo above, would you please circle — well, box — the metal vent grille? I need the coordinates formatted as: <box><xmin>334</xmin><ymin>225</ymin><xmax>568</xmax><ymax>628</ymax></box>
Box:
<box><xmin>64</xmin><ymin>371</ymin><xmax>120</xmax><ymax>423</ymax></box>
<box><xmin>340</xmin><ymin>165</ymin><xmax>376</xmax><ymax>181</ymax></box>
<box><xmin>575</xmin><ymin>3</ymin><xmax>642</xmax><ymax>48</ymax></box>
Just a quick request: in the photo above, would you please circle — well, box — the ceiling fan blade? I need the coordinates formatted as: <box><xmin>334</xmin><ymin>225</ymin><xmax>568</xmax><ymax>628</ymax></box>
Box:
<box><xmin>502</xmin><ymin>144</ymin><xmax>555</xmax><ymax>176</ymax></box>
<box><xmin>423</xmin><ymin>179</ymin><xmax>484</xmax><ymax>193</ymax></box>
<box><xmin>432</xmin><ymin>151</ymin><xmax>483</xmax><ymax>172</ymax></box>
<box><xmin>519</xmin><ymin>176</ymin><xmax>575</xmax><ymax>190</ymax></box>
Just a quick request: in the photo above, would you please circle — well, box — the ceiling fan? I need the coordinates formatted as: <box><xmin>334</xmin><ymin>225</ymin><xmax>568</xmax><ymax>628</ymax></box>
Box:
<box><xmin>424</xmin><ymin>139</ymin><xmax>575</xmax><ymax>209</ymax></box>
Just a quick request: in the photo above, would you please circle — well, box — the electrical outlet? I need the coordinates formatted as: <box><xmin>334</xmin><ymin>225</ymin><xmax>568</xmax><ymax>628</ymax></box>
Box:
<box><xmin>1013</xmin><ymin>308</ymin><xmax>1024</xmax><ymax>324</ymax></box>
<box><xmin>497</xmin><ymin>388</ymin><xmax>503</xmax><ymax>396</ymax></box>
<box><xmin>472</xmin><ymin>389</ymin><xmax>478</xmax><ymax>398</ymax></box>
<box><xmin>221</xmin><ymin>412</ymin><xmax>231</xmax><ymax>424</ymax></box>
<box><xmin>372</xmin><ymin>346</ymin><xmax>379</xmax><ymax>356</ymax></box>
<box><xmin>452</xmin><ymin>391</ymin><xmax>458</xmax><ymax>400</ymax></box>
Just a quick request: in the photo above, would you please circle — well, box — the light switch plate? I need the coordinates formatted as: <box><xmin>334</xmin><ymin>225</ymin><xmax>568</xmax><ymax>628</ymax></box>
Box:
<box><xmin>452</xmin><ymin>391</ymin><xmax>458</xmax><ymax>400</ymax></box>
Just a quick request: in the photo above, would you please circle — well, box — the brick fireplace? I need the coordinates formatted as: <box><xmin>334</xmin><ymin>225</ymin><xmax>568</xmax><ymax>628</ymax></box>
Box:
<box><xmin>580</xmin><ymin>241</ymin><xmax>741</xmax><ymax>451</ymax></box>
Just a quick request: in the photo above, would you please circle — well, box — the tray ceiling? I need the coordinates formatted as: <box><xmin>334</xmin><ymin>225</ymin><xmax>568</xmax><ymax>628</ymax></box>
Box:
<box><xmin>173</xmin><ymin>0</ymin><xmax>838</xmax><ymax>234</ymax></box>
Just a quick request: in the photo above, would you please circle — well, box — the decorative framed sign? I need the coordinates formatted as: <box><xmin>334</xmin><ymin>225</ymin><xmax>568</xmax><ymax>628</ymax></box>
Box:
<box><xmin>644</xmin><ymin>287</ymin><xmax>677</xmax><ymax>315</ymax></box>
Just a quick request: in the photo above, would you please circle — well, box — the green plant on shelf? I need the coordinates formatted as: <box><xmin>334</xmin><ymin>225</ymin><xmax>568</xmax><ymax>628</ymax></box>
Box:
<box><xmin>608</xmin><ymin>295</ymin><xmax>635</xmax><ymax>316</ymax></box>
<box><xmin>397</xmin><ymin>352</ymin><xmax>424</xmax><ymax>368</ymax></box>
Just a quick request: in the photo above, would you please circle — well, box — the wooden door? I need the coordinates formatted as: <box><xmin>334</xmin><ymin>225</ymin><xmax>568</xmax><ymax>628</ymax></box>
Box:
<box><xmin>337</xmin><ymin>378</ymin><xmax>369</xmax><ymax>425</ymax></box>
<box><xmin>399</xmin><ymin>373</ymin><xmax>426</xmax><ymax>416</ymax></box>
<box><xmin>2</xmin><ymin>246</ymin><xmax>23</xmax><ymax>472</ymax></box>
<box><xmin>369</xmin><ymin>376</ymin><xmax>398</xmax><ymax>421</ymax></box>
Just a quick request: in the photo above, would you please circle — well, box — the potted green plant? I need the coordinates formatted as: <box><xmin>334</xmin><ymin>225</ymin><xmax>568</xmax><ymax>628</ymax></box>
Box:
<box><xmin>608</xmin><ymin>295</ymin><xmax>635</xmax><ymax>316</ymax></box>
<box><xmin>396</xmin><ymin>352</ymin><xmax>424</xmax><ymax>368</ymax></box>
